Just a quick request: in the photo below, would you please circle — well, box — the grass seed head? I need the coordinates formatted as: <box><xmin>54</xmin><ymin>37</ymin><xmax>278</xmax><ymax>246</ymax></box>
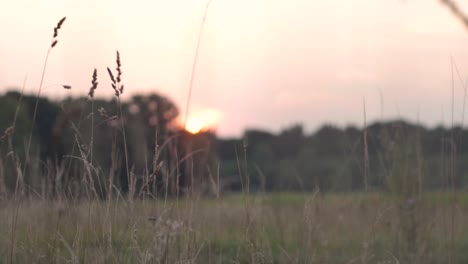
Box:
<box><xmin>115</xmin><ymin>50</ymin><xmax>122</xmax><ymax>87</ymax></box>
<box><xmin>108</xmin><ymin>51</ymin><xmax>123</xmax><ymax>97</ymax></box>
<box><xmin>53</xmin><ymin>17</ymin><xmax>67</xmax><ymax>37</ymax></box>
<box><xmin>51</xmin><ymin>17</ymin><xmax>66</xmax><ymax>48</ymax></box>
<box><xmin>88</xmin><ymin>68</ymin><xmax>98</xmax><ymax>98</ymax></box>
<box><xmin>107</xmin><ymin>67</ymin><xmax>116</xmax><ymax>84</ymax></box>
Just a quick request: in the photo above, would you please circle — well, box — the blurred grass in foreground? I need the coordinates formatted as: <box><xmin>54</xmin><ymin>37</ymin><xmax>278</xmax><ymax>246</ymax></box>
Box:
<box><xmin>1</xmin><ymin>191</ymin><xmax>468</xmax><ymax>263</ymax></box>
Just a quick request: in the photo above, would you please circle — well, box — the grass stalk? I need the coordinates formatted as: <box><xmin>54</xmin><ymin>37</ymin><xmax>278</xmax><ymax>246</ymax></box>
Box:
<box><xmin>183</xmin><ymin>0</ymin><xmax>213</xmax><ymax>130</ymax></box>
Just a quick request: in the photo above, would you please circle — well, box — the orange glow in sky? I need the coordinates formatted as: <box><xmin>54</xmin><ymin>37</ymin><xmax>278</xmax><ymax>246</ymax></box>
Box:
<box><xmin>184</xmin><ymin>109</ymin><xmax>223</xmax><ymax>134</ymax></box>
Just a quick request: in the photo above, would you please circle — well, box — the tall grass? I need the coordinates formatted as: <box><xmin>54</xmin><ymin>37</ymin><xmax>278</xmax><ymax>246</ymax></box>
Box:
<box><xmin>23</xmin><ymin>17</ymin><xmax>67</xmax><ymax>196</ymax></box>
<box><xmin>3</xmin><ymin>192</ymin><xmax>468</xmax><ymax>263</ymax></box>
<box><xmin>2</xmin><ymin>8</ymin><xmax>468</xmax><ymax>264</ymax></box>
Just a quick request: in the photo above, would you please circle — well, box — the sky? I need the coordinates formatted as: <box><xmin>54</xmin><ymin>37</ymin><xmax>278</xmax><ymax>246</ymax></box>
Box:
<box><xmin>1</xmin><ymin>0</ymin><xmax>468</xmax><ymax>137</ymax></box>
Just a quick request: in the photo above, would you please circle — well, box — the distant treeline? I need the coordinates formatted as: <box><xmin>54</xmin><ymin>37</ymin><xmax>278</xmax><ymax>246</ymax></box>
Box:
<box><xmin>217</xmin><ymin>121</ymin><xmax>468</xmax><ymax>192</ymax></box>
<box><xmin>0</xmin><ymin>90</ymin><xmax>466</xmax><ymax>197</ymax></box>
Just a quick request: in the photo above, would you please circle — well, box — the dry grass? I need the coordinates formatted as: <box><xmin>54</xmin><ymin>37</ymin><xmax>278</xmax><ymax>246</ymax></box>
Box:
<box><xmin>3</xmin><ymin>7</ymin><xmax>468</xmax><ymax>263</ymax></box>
<box><xmin>1</xmin><ymin>192</ymin><xmax>468</xmax><ymax>263</ymax></box>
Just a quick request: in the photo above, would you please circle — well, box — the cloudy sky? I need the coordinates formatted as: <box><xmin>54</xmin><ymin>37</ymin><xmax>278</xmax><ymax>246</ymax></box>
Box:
<box><xmin>1</xmin><ymin>0</ymin><xmax>468</xmax><ymax>137</ymax></box>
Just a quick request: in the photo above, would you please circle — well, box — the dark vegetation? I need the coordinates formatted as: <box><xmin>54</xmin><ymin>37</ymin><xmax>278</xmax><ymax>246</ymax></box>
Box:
<box><xmin>0</xmin><ymin>90</ymin><xmax>214</xmax><ymax>199</ymax></box>
<box><xmin>0</xmin><ymin>89</ymin><xmax>466</xmax><ymax>198</ymax></box>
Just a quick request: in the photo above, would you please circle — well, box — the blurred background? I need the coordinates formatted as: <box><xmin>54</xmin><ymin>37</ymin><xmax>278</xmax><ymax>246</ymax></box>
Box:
<box><xmin>1</xmin><ymin>0</ymin><xmax>468</xmax><ymax>196</ymax></box>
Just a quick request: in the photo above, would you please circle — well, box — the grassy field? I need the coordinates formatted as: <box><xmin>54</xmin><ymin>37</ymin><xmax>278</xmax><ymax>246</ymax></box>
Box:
<box><xmin>3</xmin><ymin>10</ymin><xmax>468</xmax><ymax>263</ymax></box>
<box><xmin>1</xmin><ymin>191</ymin><xmax>468</xmax><ymax>263</ymax></box>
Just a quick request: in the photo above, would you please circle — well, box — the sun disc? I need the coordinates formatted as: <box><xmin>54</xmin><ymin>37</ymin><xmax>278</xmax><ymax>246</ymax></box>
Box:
<box><xmin>184</xmin><ymin>109</ymin><xmax>222</xmax><ymax>134</ymax></box>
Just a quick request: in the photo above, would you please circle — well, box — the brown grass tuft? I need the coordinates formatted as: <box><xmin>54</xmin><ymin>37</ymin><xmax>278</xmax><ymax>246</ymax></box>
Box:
<box><xmin>53</xmin><ymin>17</ymin><xmax>66</xmax><ymax>38</ymax></box>
<box><xmin>51</xmin><ymin>17</ymin><xmax>66</xmax><ymax>48</ymax></box>
<box><xmin>116</xmin><ymin>51</ymin><xmax>122</xmax><ymax>83</ymax></box>
<box><xmin>107</xmin><ymin>67</ymin><xmax>115</xmax><ymax>84</ymax></box>
<box><xmin>107</xmin><ymin>67</ymin><xmax>119</xmax><ymax>97</ymax></box>
<box><xmin>107</xmin><ymin>51</ymin><xmax>124</xmax><ymax>97</ymax></box>
<box><xmin>115</xmin><ymin>50</ymin><xmax>123</xmax><ymax>94</ymax></box>
<box><xmin>88</xmin><ymin>68</ymin><xmax>98</xmax><ymax>98</ymax></box>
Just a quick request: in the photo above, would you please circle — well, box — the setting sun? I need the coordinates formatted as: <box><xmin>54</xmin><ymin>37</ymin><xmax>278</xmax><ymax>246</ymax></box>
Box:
<box><xmin>184</xmin><ymin>109</ymin><xmax>222</xmax><ymax>134</ymax></box>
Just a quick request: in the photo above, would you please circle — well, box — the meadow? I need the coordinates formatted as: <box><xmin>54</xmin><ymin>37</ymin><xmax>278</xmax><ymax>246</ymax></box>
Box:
<box><xmin>3</xmin><ymin>5</ymin><xmax>468</xmax><ymax>263</ymax></box>
<box><xmin>1</xmin><ymin>192</ymin><xmax>467</xmax><ymax>263</ymax></box>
